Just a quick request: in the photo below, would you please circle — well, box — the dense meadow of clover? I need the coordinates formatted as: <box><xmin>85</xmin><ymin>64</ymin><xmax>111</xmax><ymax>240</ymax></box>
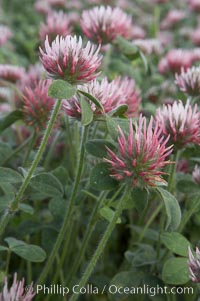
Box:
<box><xmin>1</xmin><ymin>0</ymin><xmax>200</xmax><ymax>300</ymax></box>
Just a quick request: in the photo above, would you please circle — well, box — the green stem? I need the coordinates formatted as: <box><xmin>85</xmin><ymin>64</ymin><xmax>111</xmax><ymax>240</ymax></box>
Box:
<box><xmin>36</xmin><ymin>125</ymin><xmax>89</xmax><ymax>286</ymax></box>
<box><xmin>138</xmin><ymin>202</ymin><xmax>163</xmax><ymax>243</ymax></box>
<box><xmin>52</xmin><ymin>217</ymin><xmax>75</xmax><ymax>285</ymax></box>
<box><xmin>67</xmin><ymin>192</ymin><xmax>107</xmax><ymax>286</ymax></box>
<box><xmin>69</xmin><ymin>187</ymin><xmax>129</xmax><ymax>301</ymax></box>
<box><xmin>178</xmin><ymin>197</ymin><xmax>200</xmax><ymax>232</ymax></box>
<box><xmin>156</xmin><ymin>207</ymin><xmax>165</xmax><ymax>260</ymax></box>
<box><xmin>0</xmin><ymin>99</ymin><xmax>62</xmax><ymax>238</ymax></box>
<box><xmin>44</xmin><ymin>130</ymin><xmax>60</xmax><ymax>170</ymax></box>
<box><xmin>167</xmin><ymin>152</ymin><xmax>179</xmax><ymax>193</ymax></box>
<box><xmin>23</xmin><ymin>131</ymin><xmax>37</xmax><ymax>167</ymax></box>
<box><xmin>5</xmin><ymin>249</ymin><xmax>11</xmax><ymax>274</ymax></box>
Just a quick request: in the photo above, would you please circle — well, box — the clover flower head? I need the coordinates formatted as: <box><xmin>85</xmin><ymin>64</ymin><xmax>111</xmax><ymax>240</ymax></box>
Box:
<box><xmin>0</xmin><ymin>65</ymin><xmax>25</xmax><ymax>83</ymax></box>
<box><xmin>155</xmin><ymin>100</ymin><xmax>200</xmax><ymax>150</ymax></box>
<box><xmin>188</xmin><ymin>246</ymin><xmax>200</xmax><ymax>283</ymax></box>
<box><xmin>104</xmin><ymin>115</ymin><xmax>173</xmax><ymax>187</ymax></box>
<box><xmin>34</xmin><ymin>0</ymin><xmax>51</xmax><ymax>14</ymax></box>
<box><xmin>40</xmin><ymin>35</ymin><xmax>102</xmax><ymax>84</ymax></box>
<box><xmin>39</xmin><ymin>11</ymin><xmax>72</xmax><ymax>42</ymax></box>
<box><xmin>158</xmin><ymin>49</ymin><xmax>194</xmax><ymax>75</ymax></box>
<box><xmin>189</xmin><ymin>0</ymin><xmax>200</xmax><ymax>12</ymax></box>
<box><xmin>0</xmin><ymin>273</ymin><xmax>35</xmax><ymax>301</ymax></box>
<box><xmin>21</xmin><ymin>79</ymin><xmax>55</xmax><ymax>131</ymax></box>
<box><xmin>81</xmin><ymin>6</ymin><xmax>132</xmax><ymax>44</ymax></box>
<box><xmin>175</xmin><ymin>66</ymin><xmax>200</xmax><ymax>96</ymax></box>
<box><xmin>130</xmin><ymin>25</ymin><xmax>146</xmax><ymax>39</ymax></box>
<box><xmin>160</xmin><ymin>9</ymin><xmax>186</xmax><ymax>30</ymax></box>
<box><xmin>63</xmin><ymin>76</ymin><xmax>141</xmax><ymax>118</ymax></box>
<box><xmin>133</xmin><ymin>39</ymin><xmax>163</xmax><ymax>55</ymax></box>
<box><xmin>47</xmin><ymin>0</ymin><xmax>65</xmax><ymax>8</ymax></box>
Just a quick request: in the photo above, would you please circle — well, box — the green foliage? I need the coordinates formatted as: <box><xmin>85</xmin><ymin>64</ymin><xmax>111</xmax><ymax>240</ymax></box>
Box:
<box><xmin>80</xmin><ymin>97</ymin><xmax>94</xmax><ymax>126</ymax></box>
<box><xmin>161</xmin><ymin>232</ymin><xmax>190</xmax><ymax>257</ymax></box>
<box><xmin>78</xmin><ymin>90</ymin><xmax>104</xmax><ymax>111</ymax></box>
<box><xmin>100</xmin><ymin>206</ymin><xmax>121</xmax><ymax>224</ymax></box>
<box><xmin>90</xmin><ymin>163</ymin><xmax>118</xmax><ymax>191</ymax></box>
<box><xmin>86</xmin><ymin>139</ymin><xmax>116</xmax><ymax>158</ymax></box>
<box><xmin>162</xmin><ymin>257</ymin><xmax>190</xmax><ymax>285</ymax></box>
<box><xmin>48</xmin><ymin>80</ymin><xmax>77</xmax><ymax>99</ymax></box>
<box><xmin>0</xmin><ymin>110</ymin><xmax>23</xmax><ymax>133</ymax></box>
<box><xmin>4</xmin><ymin>237</ymin><xmax>46</xmax><ymax>262</ymax></box>
<box><xmin>156</xmin><ymin>188</ymin><xmax>181</xmax><ymax>231</ymax></box>
<box><xmin>29</xmin><ymin>173</ymin><xmax>64</xmax><ymax>198</ymax></box>
<box><xmin>0</xmin><ymin>167</ymin><xmax>23</xmax><ymax>184</ymax></box>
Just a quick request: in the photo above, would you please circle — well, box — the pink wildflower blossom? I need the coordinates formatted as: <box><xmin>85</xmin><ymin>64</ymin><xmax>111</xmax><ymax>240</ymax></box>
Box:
<box><xmin>155</xmin><ymin>100</ymin><xmax>200</xmax><ymax>150</ymax></box>
<box><xmin>188</xmin><ymin>246</ymin><xmax>200</xmax><ymax>283</ymax></box>
<box><xmin>133</xmin><ymin>39</ymin><xmax>163</xmax><ymax>55</ymax></box>
<box><xmin>158</xmin><ymin>49</ymin><xmax>196</xmax><ymax>74</ymax></box>
<box><xmin>34</xmin><ymin>0</ymin><xmax>51</xmax><ymax>15</ymax></box>
<box><xmin>46</xmin><ymin>0</ymin><xmax>65</xmax><ymax>8</ymax></box>
<box><xmin>193</xmin><ymin>165</ymin><xmax>200</xmax><ymax>184</ymax></box>
<box><xmin>21</xmin><ymin>80</ymin><xmax>55</xmax><ymax>131</ymax></box>
<box><xmin>130</xmin><ymin>25</ymin><xmax>146</xmax><ymax>39</ymax></box>
<box><xmin>189</xmin><ymin>0</ymin><xmax>200</xmax><ymax>12</ymax></box>
<box><xmin>104</xmin><ymin>116</ymin><xmax>173</xmax><ymax>187</ymax></box>
<box><xmin>175</xmin><ymin>66</ymin><xmax>200</xmax><ymax>96</ymax></box>
<box><xmin>40</xmin><ymin>35</ymin><xmax>102</xmax><ymax>84</ymax></box>
<box><xmin>191</xmin><ymin>28</ymin><xmax>200</xmax><ymax>46</ymax></box>
<box><xmin>0</xmin><ymin>65</ymin><xmax>25</xmax><ymax>83</ymax></box>
<box><xmin>63</xmin><ymin>77</ymin><xmax>141</xmax><ymax>118</ymax></box>
<box><xmin>39</xmin><ymin>11</ymin><xmax>72</xmax><ymax>42</ymax></box>
<box><xmin>0</xmin><ymin>25</ymin><xmax>12</xmax><ymax>46</ymax></box>
<box><xmin>176</xmin><ymin>159</ymin><xmax>189</xmax><ymax>173</ymax></box>
<box><xmin>160</xmin><ymin>10</ymin><xmax>186</xmax><ymax>30</ymax></box>
<box><xmin>81</xmin><ymin>6</ymin><xmax>132</xmax><ymax>44</ymax></box>
<box><xmin>0</xmin><ymin>273</ymin><xmax>35</xmax><ymax>301</ymax></box>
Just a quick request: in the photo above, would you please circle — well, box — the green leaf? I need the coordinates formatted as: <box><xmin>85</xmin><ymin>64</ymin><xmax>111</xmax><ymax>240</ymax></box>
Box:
<box><xmin>177</xmin><ymin>179</ymin><xmax>200</xmax><ymax>195</ymax></box>
<box><xmin>30</xmin><ymin>173</ymin><xmax>64</xmax><ymax>198</ymax></box>
<box><xmin>19</xmin><ymin>204</ymin><xmax>34</xmax><ymax>215</ymax></box>
<box><xmin>86</xmin><ymin>139</ymin><xmax>116</xmax><ymax>158</ymax></box>
<box><xmin>125</xmin><ymin>244</ymin><xmax>157</xmax><ymax>267</ymax></box>
<box><xmin>41</xmin><ymin>227</ymin><xmax>58</xmax><ymax>254</ymax></box>
<box><xmin>77</xmin><ymin>89</ymin><xmax>104</xmax><ymax>111</ymax></box>
<box><xmin>80</xmin><ymin>97</ymin><xmax>93</xmax><ymax>126</ymax></box>
<box><xmin>49</xmin><ymin>197</ymin><xmax>67</xmax><ymax>219</ymax></box>
<box><xmin>5</xmin><ymin>237</ymin><xmax>46</xmax><ymax>262</ymax></box>
<box><xmin>90</xmin><ymin>163</ymin><xmax>118</xmax><ymax>191</ymax></box>
<box><xmin>161</xmin><ymin>232</ymin><xmax>190</xmax><ymax>256</ymax></box>
<box><xmin>0</xmin><ymin>194</ymin><xmax>14</xmax><ymax>212</ymax></box>
<box><xmin>139</xmin><ymin>51</ymin><xmax>149</xmax><ymax>74</ymax></box>
<box><xmin>106</xmin><ymin>115</ymin><xmax>130</xmax><ymax>140</ymax></box>
<box><xmin>0</xmin><ymin>110</ymin><xmax>23</xmax><ymax>133</ymax></box>
<box><xmin>109</xmin><ymin>270</ymin><xmax>143</xmax><ymax>301</ymax></box>
<box><xmin>156</xmin><ymin>188</ymin><xmax>181</xmax><ymax>231</ymax></box>
<box><xmin>0</xmin><ymin>246</ymin><xmax>8</xmax><ymax>251</ymax></box>
<box><xmin>100</xmin><ymin>206</ymin><xmax>121</xmax><ymax>224</ymax></box>
<box><xmin>106</xmin><ymin>115</ymin><xmax>119</xmax><ymax>140</ymax></box>
<box><xmin>108</xmin><ymin>104</ymin><xmax>128</xmax><ymax>117</ymax></box>
<box><xmin>115</xmin><ymin>36</ymin><xmax>140</xmax><ymax>60</ymax></box>
<box><xmin>130</xmin><ymin>225</ymin><xmax>159</xmax><ymax>241</ymax></box>
<box><xmin>0</xmin><ymin>143</ymin><xmax>12</xmax><ymax>164</ymax></box>
<box><xmin>0</xmin><ymin>167</ymin><xmax>23</xmax><ymax>184</ymax></box>
<box><xmin>162</xmin><ymin>257</ymin><xmax>190</xmax><ymax>285</ymax></box>
<box><xmin>48</xmin><ymin>79</ymin><xmax>77</xmax><ymax>99</ymax></box>
<box><xmin>142</xmin><ymin>275</ymin><xmax>167</xmax><ymax>301</ymax></box>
